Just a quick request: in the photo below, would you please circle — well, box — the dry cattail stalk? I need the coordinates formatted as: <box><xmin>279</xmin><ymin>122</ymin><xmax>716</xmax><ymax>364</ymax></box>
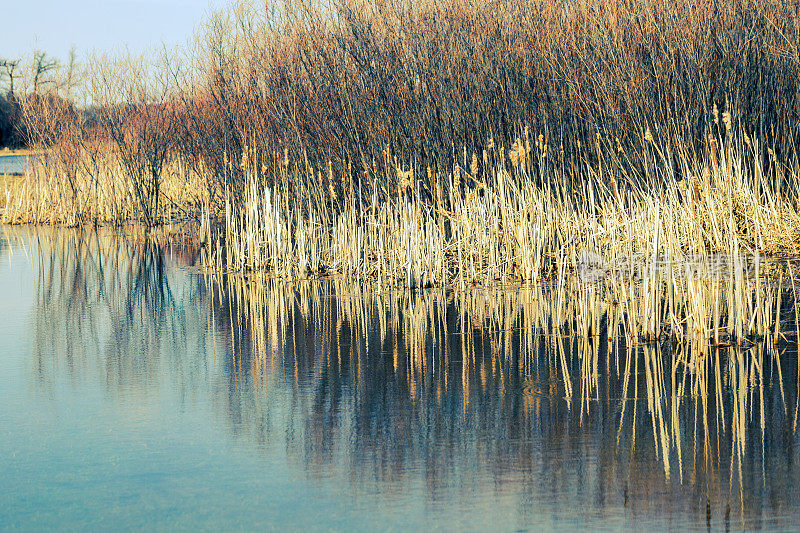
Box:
<box><xmin>397</xmin><ymin>167</ymin><xmax>413</xmax><ymax>193</ymax></box>
<box><xmin>722</xmin><ymin>111</ymin><xmax>732</xmax><ymax>132</ymax></box>
<box><xmin>510</xmin><ymin>137</ymin><xmax>525</xmax><ymax>167</ymax></box>
<box><xmin>524</xmin><ymin>126</ymin><xmax>531</xmax><ymax>154</ymax></box>
<box><xmin>329</xmin><ymin>177</ymin><xmax>337</xmax><ymax>201</ymax></box>
<box><xmin>709</xmin><ymin>135</ymin><xmax>718</xmax><ymax>168</ymax></box>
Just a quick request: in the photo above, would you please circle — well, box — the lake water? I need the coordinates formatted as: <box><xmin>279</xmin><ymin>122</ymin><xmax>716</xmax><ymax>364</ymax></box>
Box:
<box><xmin>2</xmin><ymin>226</ymin><xmax>799</xmax><ymax>531</ymax></box>
<box><xmin>0</xmin><ymin>154</ymin><xmax>33</xmax><ymax>174</ymax></box>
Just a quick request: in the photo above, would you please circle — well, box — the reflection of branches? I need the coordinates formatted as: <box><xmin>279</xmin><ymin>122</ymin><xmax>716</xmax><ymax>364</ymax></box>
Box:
<box><xmin>214</xmin><ymin>277</ymin><xmax>800</xmax><ymax>527</ymax></box>
<box><xmin>13</xmin><ymin>225</ymin><xmax>800</xmax><ymax>529</ymax></box>
<box><xmin>0</xmin><ymin>233</ymin><xmax>8</xmax><ymax>267</ymax></box>
<box><xmin>27</xmin><ymin>227</ymin><xmax>209</xmax><ymax>400</ymax></box>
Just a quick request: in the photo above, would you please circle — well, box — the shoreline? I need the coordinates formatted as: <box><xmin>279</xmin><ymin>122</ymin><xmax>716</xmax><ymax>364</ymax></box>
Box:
<box><xmin>0</xmin><ymin>148</ymin><xmax>46</xmax><ymax>157</ymax></box>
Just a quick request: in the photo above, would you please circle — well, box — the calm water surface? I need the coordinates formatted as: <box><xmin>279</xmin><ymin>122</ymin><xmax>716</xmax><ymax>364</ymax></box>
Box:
<box><xmin>1</xmin><ymin>226</ymin><xmax>799</xmax><ymax>531</ymax></box>
<box><xmin>0</xmin><ymin>154</ymin><xmax>33</xmax><ymax>174</ymax></box>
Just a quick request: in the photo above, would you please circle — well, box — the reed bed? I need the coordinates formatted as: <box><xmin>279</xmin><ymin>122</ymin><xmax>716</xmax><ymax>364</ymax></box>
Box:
<box><xmin>1</xmin><ymin>154</ymin><xmax>208</xmax><ymax>226</ymax></box>
<box><xmin>202</xmin><ymin>127</ymin><xmax>800</xmax><ymax>343</ymax></box>
<box><xmin>213</xmin><ymin>126</ymin><xmax>800</xmax><ymax>280</ymax></box>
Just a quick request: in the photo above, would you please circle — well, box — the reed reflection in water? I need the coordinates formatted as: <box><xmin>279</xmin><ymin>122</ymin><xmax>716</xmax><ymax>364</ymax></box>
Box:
<box><xmin>216</xmin><ymin>275</ymin><xmax>800</xmax><ymax>529</ymax></box>
<box><xmin>27</xmin><ymin>227</ymin><xmax>210</xmax><ymax>400</ymax></box>
<box><xmin>15</xmin><ymin>227</ymin><xmax>800</xmax><ymax>530</ymax></box>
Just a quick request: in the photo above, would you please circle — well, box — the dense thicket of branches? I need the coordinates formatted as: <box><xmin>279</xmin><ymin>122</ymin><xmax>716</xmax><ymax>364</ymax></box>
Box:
<box><xmin>13</xmin><ymin>0</ymin><xmax>800</xmax><ymax>213</ymax></box>
<box><xmin>179</xmin><ymin>0</ymin><xmax>800</xmax><ymax>197</ymax></box>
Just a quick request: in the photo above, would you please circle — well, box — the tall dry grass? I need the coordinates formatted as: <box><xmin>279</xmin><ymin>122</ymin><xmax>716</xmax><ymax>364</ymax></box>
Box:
<box><xmin>4</xmin><ymin>0</ymin><xmax>800</xmax><ymax>285</ymax></box>
<box><xmin>210</xmin><ymin>125</ymin><xmax>800</xmax><ymax>278</ymax></box>
<box><xmin>1</xmin><ymin>154</ymin><xmax>207</xmax><ymax>226</ymax></box>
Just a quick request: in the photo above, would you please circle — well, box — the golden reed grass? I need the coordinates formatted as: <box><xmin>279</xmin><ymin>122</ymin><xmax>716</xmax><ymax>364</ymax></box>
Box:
<box><xmin>6</xmin><ymin>124</ymin><xmax>800</xmax><ymax>345</ymax></box>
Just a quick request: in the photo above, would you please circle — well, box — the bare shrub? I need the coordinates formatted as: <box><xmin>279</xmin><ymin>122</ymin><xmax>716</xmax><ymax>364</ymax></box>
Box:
<box><xmin>92</xmin><ymin>54</ymin><xmax>180</xmax><ymax>227</ymax></box>
<box><xmin>174</xmin><ymin>0</ymin><xmax>800</xmax><ymax>205</ymax></box>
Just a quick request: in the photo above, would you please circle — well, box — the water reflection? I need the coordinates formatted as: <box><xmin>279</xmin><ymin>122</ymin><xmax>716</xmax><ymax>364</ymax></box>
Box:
<box><xmin>27</xmin><ymin>227</ymin><xmax>209</xmax><ymax>401</ymax></box>
<box><xmin>216</xmin><ymin>277</ymin><xmax>800</xmax><ymax>528</ymax></box>
<box><xmin>18</xmin><ymin>227</ymin><xmax>800</xmax><ymax>529</ymax></box>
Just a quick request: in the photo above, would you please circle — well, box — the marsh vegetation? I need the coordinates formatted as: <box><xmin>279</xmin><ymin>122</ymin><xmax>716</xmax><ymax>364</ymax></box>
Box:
<box><xmin>3</xmin><ymin>2</ymin><xmax>800</xmax><ymax>527</ymax></box>
<box><xmin>2</xmin><ymin>0</ymin><xmax>800</xmax><ymax>342</ymax></box>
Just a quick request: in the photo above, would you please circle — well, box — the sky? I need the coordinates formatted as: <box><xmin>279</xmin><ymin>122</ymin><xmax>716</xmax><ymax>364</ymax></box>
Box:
<box><xmin>1</xmin><ymin>0</ymin><xmax>230</xmax><ymax>64</ymax></box>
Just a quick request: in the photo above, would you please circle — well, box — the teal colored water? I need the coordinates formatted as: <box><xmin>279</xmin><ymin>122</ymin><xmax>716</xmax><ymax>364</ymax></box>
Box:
<box><xmin>0</xmin><ymin>154</ymin><xmax>32</xmax><ymax>174</ymax></box>
<box><xmin>1</xmin><ymin>226</ymin><xmax>799</xmax><ymax>531</ymax></box>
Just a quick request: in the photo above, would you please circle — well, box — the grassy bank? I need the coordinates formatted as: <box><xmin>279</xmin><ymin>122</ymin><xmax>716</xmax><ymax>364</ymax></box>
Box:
<box><xmin>1</xmin><ymin>154</ymin><xmax>205</xmax><ymax>225</ymax></box>
<box><xmin>0</xmin><ymin>148</ymin><xmax>46</xmax><ymax>157</ymax></box>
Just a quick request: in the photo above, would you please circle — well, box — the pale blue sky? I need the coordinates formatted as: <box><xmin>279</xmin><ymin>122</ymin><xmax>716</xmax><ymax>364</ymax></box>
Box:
<box><xmin>1</xmin><ymin>0</ymin><xmax>229</xmax><ymax>63</ymax></box>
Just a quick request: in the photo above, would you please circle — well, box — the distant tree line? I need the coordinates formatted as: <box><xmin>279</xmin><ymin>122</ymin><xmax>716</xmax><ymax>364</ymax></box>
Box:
<box><xmin>0</xmin><ymin>48</ymin><xmax>79</xmax><ymax>147</ymax></box>
<box><xmin>0</xmin><ymin>58</ymin><xmax>22</xmax><ymax>146</ymax></box>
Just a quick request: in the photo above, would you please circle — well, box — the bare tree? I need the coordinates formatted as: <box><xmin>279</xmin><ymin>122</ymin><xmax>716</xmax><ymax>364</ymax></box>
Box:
<box><xmin>62</xmin><ymin>46</ymin><xmax>80</xmax><ymax>97</ymax></box>
<box><xmin>31</xmin><ymin>50</ymin><xmax>59</xmax><ymax>93</ymax></box>
<box><xmin>0</xmin><ymin>58</ymin><xmax>19</xmax><ymax>96</ymax></box>
<box><xmin>92</xmin><ymin>53</ymin><xmax>180</xmax><ymax>227</ymax></box>
<box><xmin>20</xmin><ymin>91</ymin><xmax>85</xmax><ymax>216</ymax></box>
